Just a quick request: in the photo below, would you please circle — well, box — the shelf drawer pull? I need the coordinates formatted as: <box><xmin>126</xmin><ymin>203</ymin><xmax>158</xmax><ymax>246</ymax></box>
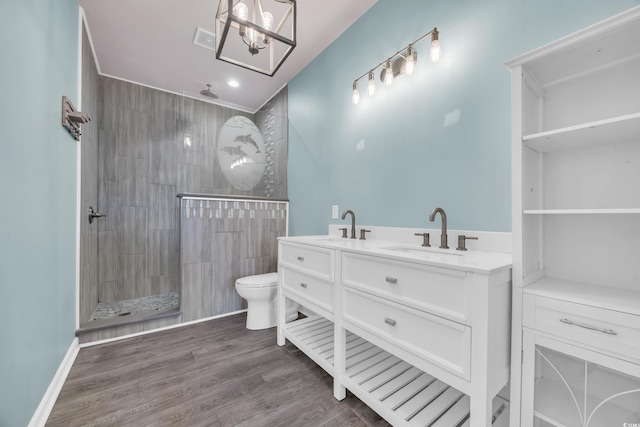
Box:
<box><xmin>384</xmin><ymin>317</ymin><xmax>396</xmax><ymax>326</ymax></box>
<box><xmin>297</xmin><ymin>256</ymin><xmax>304</xmax><ymax>261</ymax></box>
<box><xmin>559</xmin><ymin>318</ymin><xmax>617</xmax><ymax>335</ymax></box>
<box><xmin>300</xmin><ymin>283</ymin><xmax>308</xmax><ymax>288</ymax></box>
<box><xmin>385</xmin><ymin>276</ymin><xmax>398</xmax><ymax>284</ymax></box>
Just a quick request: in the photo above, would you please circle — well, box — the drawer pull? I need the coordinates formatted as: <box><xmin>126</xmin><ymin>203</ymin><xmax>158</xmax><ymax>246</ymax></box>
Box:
<box><xmin>385</xmin><ymin>317</ymin><xmax>397</xmax><ymax>326</ymax></box>
<box><xmin>559</xmin><ymin>318</ymin><xmax>617</xmax><ymax>335</ymax></box>
<box><xmin>297</xmin><ymin>256</ymin><xmax>304</xmax><ymax>261</ymax></box>
<box><xmin>300</xmin><ymin>283</ymin><xmax>308</xmax><ymax>288</ymax></box>
<box><xmin>385</xmin><ymin>276</ymin><xmax>398</xmax><ymax>284</ymax></box>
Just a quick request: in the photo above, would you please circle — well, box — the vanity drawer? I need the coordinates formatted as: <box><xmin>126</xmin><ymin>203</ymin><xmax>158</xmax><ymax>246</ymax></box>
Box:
<box><xmin>343</xmin><ymin>287</ymin><xmax>471</xmax><ymax>380</ymax></box>
<box><xmin>281</xmin><ymin>267</ymin><xmax>333</xmax><ymax>313</ymax></box>
<box><xmin>523</xmin><ymin>294</ymin><xmax>640</xmax><ymax>363</ymax></box>
<box><xmin>279</xmin><ymin>242</ymin><xmax>334</xmax><ymax>281</ymax></box>
<box><xmin>342</xmin><ymin>252</ymin><xmax>467</xmax><ymax>323</ymax></box>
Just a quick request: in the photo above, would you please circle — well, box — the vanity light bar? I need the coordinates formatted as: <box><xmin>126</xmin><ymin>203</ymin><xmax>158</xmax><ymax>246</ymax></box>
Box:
<box><xmin>352</xmin><ymin>27</ymin><xmax>441</xmax><ymax>105</ymax></box>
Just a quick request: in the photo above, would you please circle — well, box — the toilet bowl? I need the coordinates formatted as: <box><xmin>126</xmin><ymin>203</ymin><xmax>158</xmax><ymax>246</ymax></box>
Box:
<box><xmin>235</xmin><ymin>272</ymin><xmax>298</xmax><ymax>330</ymax></box>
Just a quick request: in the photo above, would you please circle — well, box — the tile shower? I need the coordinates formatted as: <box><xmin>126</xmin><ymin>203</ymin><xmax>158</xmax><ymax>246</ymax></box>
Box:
<box><xmin>78</xmin><ymin>21</ymin><xmax>288</xmax><ymax>340</ymax></box>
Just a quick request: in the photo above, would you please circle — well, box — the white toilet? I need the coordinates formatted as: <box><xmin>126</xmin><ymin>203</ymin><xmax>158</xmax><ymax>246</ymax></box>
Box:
<box><xmin>235</xmin><ymin>272</ymin><xmax>298</xmax><ymax>330</ymax></box>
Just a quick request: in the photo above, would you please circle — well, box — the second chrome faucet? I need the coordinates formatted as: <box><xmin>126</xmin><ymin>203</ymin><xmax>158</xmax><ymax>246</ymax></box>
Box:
<box><xmin>429</xmin><ymin>207</ymin><xmax>448</xmax><ymax>249</ymax></box>
<box><xmin>341</xmin><ymin>209</ymin><xmax>357</xmax><ymax>239</ymax></box>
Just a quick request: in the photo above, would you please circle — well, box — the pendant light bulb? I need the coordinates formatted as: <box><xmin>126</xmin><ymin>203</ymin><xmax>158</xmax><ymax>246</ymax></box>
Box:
<box><xmin>352</xmin><ymin>81</ymin><xmax>360</xmax><ymax>105</ymax></box>
<box><xmin>384</xmin><ymin>60</ymin><xmax>394</xmax><ymax>86</ymax></box>
<box><xmin>405</xmin><ymin>46</ymin><xmax>416</xmax><ymax>75</ymax></box>
<box><xmin>367</xmin><ymin>71</ymin><xmax>375</xmax><ymax>96</ymax></box>
<box><xmin>430</xmin><ymin>28</ymin><xmax>441</xmax><ymax>63</ymax></box>
<box><xmin>263</xmin><ymin>12</ymin><xmax>274</xmax><ymax>31</ymax></box>
<box><xmin>234</xmin><ymin>2</ymin><xmax>248</xmax><ymax>20</ymax></box>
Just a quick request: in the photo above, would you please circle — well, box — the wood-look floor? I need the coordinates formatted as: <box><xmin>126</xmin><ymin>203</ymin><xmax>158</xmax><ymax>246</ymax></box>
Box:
<box><xmin>47</xmin><ymin>313</ymin><xmax>390</xmax><ymax>427</ymax></box>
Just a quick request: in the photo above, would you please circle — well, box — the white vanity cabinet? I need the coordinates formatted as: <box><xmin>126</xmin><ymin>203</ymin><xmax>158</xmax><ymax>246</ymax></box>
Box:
<box><xmin>507</xmin><ymin>7</ymin><xmax>640</xmax><ymax>426</ymax></box>
<box><xmin>277</xmin><ymin>241</ymin><xmax>338</xmax><ymax>375</ymax></box>
<box><xmin>277</xmin><ymin>237</ymin><xmax>512</xmax><ymax>426</ymax></box>
<box><xmin>339</xmin><ymin>251</ymin><xmax>511</xmax><ymax>427</ymax></box>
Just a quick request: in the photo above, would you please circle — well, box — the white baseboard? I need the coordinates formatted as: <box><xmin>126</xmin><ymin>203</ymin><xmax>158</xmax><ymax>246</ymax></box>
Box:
<box><xmin>80</xmin><ymin>309</ymin><xmax>248</xmax><ymax>348</ymax></box>
<box><xmin>28</xmin><ymin>338</ymin><xmax>80</xmax><ymax>427</ymax></box>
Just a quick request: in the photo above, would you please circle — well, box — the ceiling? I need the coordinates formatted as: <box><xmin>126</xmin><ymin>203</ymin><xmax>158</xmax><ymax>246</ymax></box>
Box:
<box><xmin>80</xmin><ymin>0</ymin><xmax>377</xmax><ymax>112</ymax></box>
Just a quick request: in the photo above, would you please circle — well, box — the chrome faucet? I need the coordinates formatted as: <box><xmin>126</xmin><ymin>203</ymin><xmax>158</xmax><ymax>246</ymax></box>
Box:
<box><xmin>341</xmin><ymin>209</ymin><xmax>357</xmax><ymax>239</ymax></box>
<box><xmin>429</xmin><ymin>207</ymin><xmax>448</xmax><ymax>249</ymax></box>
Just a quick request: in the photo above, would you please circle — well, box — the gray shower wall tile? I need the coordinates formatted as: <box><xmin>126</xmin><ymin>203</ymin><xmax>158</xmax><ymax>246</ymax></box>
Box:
<box><xmin>181</xmin><ymin>147</ymin><xmax>202</xmax><ymax>166</ymax></box>
<box><xmin>200</xmin><ymin>262</ymin><xmax>214</xmax><ymax>317</ymax></box>
<box><xmin>148</xmin><ymin>229</ymin><xmax>171</xmax><ymax>277</ymax></box>
<box><xmin>99</xmin><ymin>129</ymin><xmax>118</xmax><ymax>182</ymax></box>
<box><xmin>181</xmin><ymin>262</ymin><xmax>202</xmax><ymax>321</ymax></box>
<box><xmin>211</xmin><ymin>231</ymin><xmax>241</xmax><ymax>316</ymax></box>
<box><xmin>119</xmin><ymin>254</ymin><xmax>147</xmax><ymax>300</ymax></box>
<box><xmin>120</xmin><ymin>206</ymin><xmax>147</xmax><ymax>255</ymax></box>
<box><xmin>117</xmin><ymin>110</ymin><xmax>150</xmax><ymax>160</ymax></box>
<box><xmin>98</xmin><ymin>231</ymin><xmax>118</xmax><ymax>282</ymax></box>
<box><xmin>148</xmin><ymin>274</ymin><xmax>176</xmax><ymax>296</ymax></box>
<box><xmin>151</xmin><ymin>91</ymin><xmax>179</xmax><ymax>141</ymax></box>
<box><xmin>98</xmin><ymin>281</ymin><xmax>117</xmax><ymax>303</ymax></box>
<box><xmin>180</xmin><ymin>215</ymin><xmax>210</xmax><ymax>264</ymax></box>
<box><xmin>98</xmin><ymin>180</ymin><xmax>119</xmax><ymax>232</ymax></box>
<box><xmin>148</xmin><ymin>184</ymin><xmax>175</xmax><ymax>230</ymax></box>
<box><xmin>199</xmin><ymin>146</ymin><xmax>215</xmax><ymax>189</ymax></box>
<box><xmin>149</xmin><ymin>139</ymin><xmax>178</xmax><ymax>185</ymax></box>
<box><xmin>179</xmin><ymin>200</ymin><xmax>287</xmax><ymax>320</ymax></box>
<box><xmin>118</xmin><ymin>157</ymin><xmax>148</xmax><ymax>207</ymax></box>
<box><xmin>177</xmin><ymin>163</ymin><xmax>200</xmax><ymax>194</ymax></box>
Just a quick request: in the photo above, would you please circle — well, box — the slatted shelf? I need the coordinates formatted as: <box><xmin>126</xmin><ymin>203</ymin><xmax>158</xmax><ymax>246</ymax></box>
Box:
<box><xmin>284</xmin><ymin>316</ymin><xmax>510</xmax><ymax>426</ymax></box>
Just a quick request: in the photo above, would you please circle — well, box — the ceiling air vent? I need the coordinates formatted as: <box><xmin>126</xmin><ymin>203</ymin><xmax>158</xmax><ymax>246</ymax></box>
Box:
<box><xmin>193</xmin><ymin>27</ymin><xmax>216</xmax><ymax>51</ymax></box>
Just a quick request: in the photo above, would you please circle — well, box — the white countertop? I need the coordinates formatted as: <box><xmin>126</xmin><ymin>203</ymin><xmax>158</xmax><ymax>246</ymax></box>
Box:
<box><xmin>279</xmin><ymin>235</ymin><xmax>512</xmax><ymax>275</ymax></box>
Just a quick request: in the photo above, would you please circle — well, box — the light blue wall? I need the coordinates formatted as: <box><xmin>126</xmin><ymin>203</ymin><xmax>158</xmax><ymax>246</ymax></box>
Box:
<box><xmin>288</xmin><ymin>0</ymin><xmax>639</xmax><ymax>235</ymax></box>
<box><xmin>0</xmin><ymin>0</ymin><xmax>79</xmax><ymax>425</ymax></box>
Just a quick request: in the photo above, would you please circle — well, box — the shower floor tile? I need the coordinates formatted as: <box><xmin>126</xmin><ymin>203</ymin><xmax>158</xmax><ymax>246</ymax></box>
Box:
<box><xmin>90</xmin><ymin>292</ymin><xmax>179</xmax><ymax>322</ymax></box>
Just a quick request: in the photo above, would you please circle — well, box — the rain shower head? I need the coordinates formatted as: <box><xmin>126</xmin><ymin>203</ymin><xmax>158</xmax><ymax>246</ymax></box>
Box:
<box><xmin>200</xmin><ymin>84</ymin><xmax>218</xmax><ymax>99</ymax></box>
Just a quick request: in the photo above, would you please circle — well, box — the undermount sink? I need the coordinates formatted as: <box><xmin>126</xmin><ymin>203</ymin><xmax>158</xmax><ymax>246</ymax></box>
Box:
<box><xmin>381</xmin><ymin>245</ymin><xmax>463</xmax><ymax>258</ymax></box>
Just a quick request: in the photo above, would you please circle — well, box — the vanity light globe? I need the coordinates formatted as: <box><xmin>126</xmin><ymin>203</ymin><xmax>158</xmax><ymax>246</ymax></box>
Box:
<box><xmin>368</xmin><ymin>79</ymin><xmax>375</xmax><ymax>96</ymax></box>
<box><xmin>430</xmin><ymin>40</ymin><xmax>441</xmax><ymax>63</ymax></box>
<box><xmin>352</xmin><ymin>87</ymin><xmax>360</xmax><ymax>105</ymax></box>
<box><xmin>367</xmin><ymin>71</ymin><xmax>375</xmax><ymax>96</ymax></box>
<box><xmin>384</xmin><ymin>61</ymin><xmax>394</xmax><ymax>86</ymax></box>
<box><xmin>405</xmin><ymin>47</ymin><xmax>416</xmax><ymax>75</ymax></box>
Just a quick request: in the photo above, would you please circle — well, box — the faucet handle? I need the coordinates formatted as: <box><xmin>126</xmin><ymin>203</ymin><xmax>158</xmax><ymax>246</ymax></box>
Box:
<box><xmin>414</xmin><ymin>233</ymin><xmax>431</xmax><ymax>247</ymax></box>
<box><xmin>338</xmin><ymin>227</ymin><xmax>348</xmax><ymax>238</ymax></box>
<box><xmin>359</xmin><ymin>229</ymin><xmax>371</xmax><ymax>240</ymax></box>
<box><xmin>456</xmin><ymin>235</ymin><xmax>478</xmax><ymax>251</ymax></box>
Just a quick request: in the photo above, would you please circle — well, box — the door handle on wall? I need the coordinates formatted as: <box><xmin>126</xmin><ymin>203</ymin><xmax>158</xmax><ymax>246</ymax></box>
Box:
<box><xmin>88</xmin><ymin>206</ymin><xmax>106</xmax><ymax>224</ymax></box>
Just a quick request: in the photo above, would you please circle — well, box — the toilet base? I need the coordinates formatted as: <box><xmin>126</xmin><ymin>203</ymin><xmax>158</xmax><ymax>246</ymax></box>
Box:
<box><xmin>245</xmin><ymin>300</ymin><xmax>276</xmax><ymax>330</ymax></box>
<box><xmin>244</xmin><ymin>299</ymin><xmax>300</xmax><ymax>330</ymax></box>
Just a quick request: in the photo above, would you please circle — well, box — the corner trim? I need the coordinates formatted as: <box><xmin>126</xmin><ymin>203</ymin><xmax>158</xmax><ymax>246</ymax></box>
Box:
<box><xmin>28</xmin><ymin>338</ymin><xmax>80</xmax><ymax>427</ymax></box>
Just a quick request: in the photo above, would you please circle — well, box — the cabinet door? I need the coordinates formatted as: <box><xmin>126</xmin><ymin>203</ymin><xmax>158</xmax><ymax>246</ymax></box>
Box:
<box><xmin>522</xmin><ymin>333</ymin><xmax>640</xmax><ymax>427</ymax></box>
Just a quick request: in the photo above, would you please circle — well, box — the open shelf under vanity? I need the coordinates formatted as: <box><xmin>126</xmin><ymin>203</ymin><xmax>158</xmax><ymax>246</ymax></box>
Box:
<box><xmin>284</xmin><ymin>315</ymin><xmax>510</xmax><ymax>427</ymax></box>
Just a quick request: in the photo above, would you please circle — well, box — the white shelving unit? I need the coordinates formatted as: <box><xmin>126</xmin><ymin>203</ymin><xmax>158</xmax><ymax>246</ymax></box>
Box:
<box><xmin>507</xmin><ymin>6</ymin><xmax>640</xmax><ymax>426</ymax></box>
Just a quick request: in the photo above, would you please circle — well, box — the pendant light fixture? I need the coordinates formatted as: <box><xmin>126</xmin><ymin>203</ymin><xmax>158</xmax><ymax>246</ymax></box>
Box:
<box><xmin>352</xmin><ymin>27</ymin><xmax>441</xmax><ymax>105</ymax></box>
<box><xmin>215</xmin><ymin>0</ymin><xmax>296</xmax><ymax>76</ymax></box>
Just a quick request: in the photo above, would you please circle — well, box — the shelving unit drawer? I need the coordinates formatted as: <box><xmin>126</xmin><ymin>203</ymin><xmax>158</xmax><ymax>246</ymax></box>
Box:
<box><xmin>281</xmin><ymin>267</ymin><xmax>333</xmax><ymax>312</ymax></box>
<box><xmin>343</xmin><ymin>287</ymin><xmax>471</xmax><ymax>380</ymax></box>
<box><xmin>279</xmin><ymin>242</ymin><xmax>334</xmax><ymax>281</ymax></box>
<box><xmin>342</xmin><ymin>252</ymin><xmax>467</xmax><ymax>324</ymax></box>
<box><xmin>523</xmin><ymin>294</ymin><xmax>640</xmax><ymax>363</ymax></box>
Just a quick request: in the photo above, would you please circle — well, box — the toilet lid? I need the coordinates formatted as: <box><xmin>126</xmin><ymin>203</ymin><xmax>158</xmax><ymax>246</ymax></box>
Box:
<box><xmin>235</xmin><ymin>272</ymin><xmax>278</xmax><ymax>288</ymax></box>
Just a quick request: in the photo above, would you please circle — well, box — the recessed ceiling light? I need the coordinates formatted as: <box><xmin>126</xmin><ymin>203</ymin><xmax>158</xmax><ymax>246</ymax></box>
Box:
<box><xmin>228</xmin><ymin>80</ymin><xmax>240</xmax><ymax>88</ymax></box>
